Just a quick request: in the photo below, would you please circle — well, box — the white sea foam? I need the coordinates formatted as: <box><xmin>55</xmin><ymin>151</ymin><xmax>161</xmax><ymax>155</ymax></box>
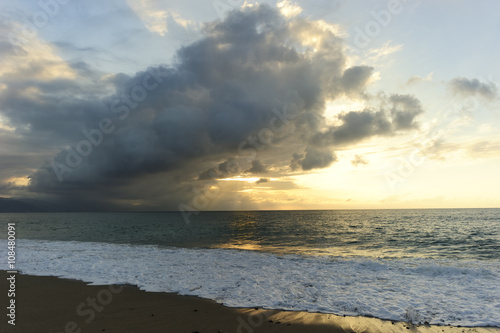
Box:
<box><xmin>2</xmin><ymin>239</ymin><xmax>499</xmax><ymax>327</ymax></box>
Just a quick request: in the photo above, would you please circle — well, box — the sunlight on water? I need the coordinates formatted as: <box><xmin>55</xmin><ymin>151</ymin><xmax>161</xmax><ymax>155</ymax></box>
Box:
<box><xmin>1</xmin><ymin>209</ymin><xmax>499</xmax><ymax>260</ymax></box>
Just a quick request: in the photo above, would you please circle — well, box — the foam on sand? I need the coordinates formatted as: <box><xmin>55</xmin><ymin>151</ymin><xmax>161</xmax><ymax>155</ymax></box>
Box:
<box><xmin>3</xmin><ymin>239</ymin><xmax>499</xmax><ymax>327</ymax></box>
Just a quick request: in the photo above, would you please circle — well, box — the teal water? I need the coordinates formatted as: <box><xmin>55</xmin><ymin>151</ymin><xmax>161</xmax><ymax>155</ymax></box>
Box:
<box><xmin>1</xmin><ymin>209</ymin><xmax>499</xmax><ymax>326</ymax></box>
<box><xmin>1</xmin><ymin>208</ymin><xmax>499</xmax><ymax>260</ymax></box>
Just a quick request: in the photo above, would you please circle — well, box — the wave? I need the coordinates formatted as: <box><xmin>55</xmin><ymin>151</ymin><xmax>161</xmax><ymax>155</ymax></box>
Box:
<box><xmin>2</xmin><ymin>239</ymin><xmax>499</xmax><ymax>327</ymax></box>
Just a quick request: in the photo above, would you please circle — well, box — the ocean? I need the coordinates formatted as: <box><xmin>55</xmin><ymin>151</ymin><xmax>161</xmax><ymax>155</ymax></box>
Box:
<box><xmin>1</xmin><ymin>209</ymin><xmax>499</xmax><ymax>327</ymax></box>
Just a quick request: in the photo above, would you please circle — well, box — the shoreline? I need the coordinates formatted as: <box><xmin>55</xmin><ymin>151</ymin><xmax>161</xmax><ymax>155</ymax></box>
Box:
<box><xmin>2</xmin><ymin>272</ymin><xmax>499</xmax><ymax>333</ymax></box>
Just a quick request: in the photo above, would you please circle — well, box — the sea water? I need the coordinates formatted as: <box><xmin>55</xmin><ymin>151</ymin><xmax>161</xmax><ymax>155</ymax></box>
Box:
<box><xmin>0</xmin><ymin>209</ymin><xmax>499</xmax><ymax>326</ymax></box>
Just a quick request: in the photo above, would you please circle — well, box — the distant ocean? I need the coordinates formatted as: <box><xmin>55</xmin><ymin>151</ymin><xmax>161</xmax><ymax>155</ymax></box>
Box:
<box><xmin>1</xmin><ymin>209</ymin><xmax>499</xmax><ymax>327</ymax></box>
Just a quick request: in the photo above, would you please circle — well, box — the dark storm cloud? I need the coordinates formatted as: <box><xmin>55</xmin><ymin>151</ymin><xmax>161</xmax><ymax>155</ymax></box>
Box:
<box><xmin>449</xmin><ymin>77</ymin><xmax>498</xmax><ymax>99</ymax></box>
<box><xmin>24</xmin><ymin>5</ymin><xmax>348</xmax><ymax>192</ymax></box>
<box><xmin>0</xmin><ymin>4</ymin><xmax>424</xmax><ymax>209</ymax></box>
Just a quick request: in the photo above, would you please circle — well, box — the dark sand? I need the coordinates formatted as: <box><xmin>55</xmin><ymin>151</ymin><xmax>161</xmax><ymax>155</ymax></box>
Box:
<box><xmin>1</xmin><ymin>272</ymin><xmax>499</xmax><ymax>333</ymax></box>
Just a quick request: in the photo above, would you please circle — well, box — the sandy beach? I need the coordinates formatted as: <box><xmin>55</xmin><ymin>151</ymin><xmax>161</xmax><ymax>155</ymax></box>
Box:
<box><xmin>1</xmin><ymin>272</ymin><xmax>498</xmax><ymax>333</ymax></box>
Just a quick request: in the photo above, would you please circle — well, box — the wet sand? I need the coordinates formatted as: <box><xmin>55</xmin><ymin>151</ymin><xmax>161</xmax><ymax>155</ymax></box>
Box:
<box><xmin>1</xmin><ymin>272</ymin><xmax>499</xmax><ymax>333</ymax></box>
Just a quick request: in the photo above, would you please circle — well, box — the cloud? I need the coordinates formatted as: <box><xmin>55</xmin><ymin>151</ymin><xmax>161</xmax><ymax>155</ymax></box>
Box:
<box><xmin>246</xmin><ymin>159</ymin><xmax>268</xmax><ymax>174</ymax></box>
<box><xmin>406</xmin><ymin>72</ymin><xmax>433</xmax><ymax>86</ymax></box>
<box><xmin>23</xmin><ymin>5</ymin><xmax>350</xmax><ymax>192</ymax></box>
<box><xmin>340</xmin><ymin>66</ymin><xmax>374</xmax><ymax>95</ymax></box>
<box><xmin>126</xmin><ymin>0</ymin><xmax>198</xmax><ymax>36</ymax></box>
<box><xmin>198</xmin><ymin>158</ymin><xmax>241</xmax><ymax>180</ymax></box>
<box><xmin>255</xmin><ymin>178</ymin><xmax>269</xmax><ymax>184</ymax></box>
<box><xmin>290</xmin><ymin>147</ymin><xmax>337</xmax><ymax>171</ymax></box>
<box><xmin>389</xmin><ymin>94</ymin><xmax>423</xmax><ymax>130</ymax></box>
<box><xmin>422</xmin><ymin>138</ymin><xmax>500</xmax><ymax>161</ymax></box>
<box><xmin>449</xmin><ymin>77</ymin><xmax>498</xmax><ymax>99</ymax></box>
<box><xmin>468</xmin><ymin>140</ymin><xmax>500</xmax><ymax>158</ymax></box>
<box><xmin>277</xmin><ymin>0</ymin><xmax>303</xmax><ymax>18</ymax></box>
<box><xmin>311</xmin><ymin>94</ymin><xmax>423</xmax><ymax>147</ymax></box>
<box><xmin>0</xmin><ymin>4</ymin><xmax>425</xmax><ymax>210</ymax></box>
<box><xmin>290</xmin><ymin>152</ymin><xmax>304</xmax><ymax>171</ymax></box>
<box><xmin>351</xmin><ymin>155</ymin><xmax>368</xmax><ymax>166</ymax></box>
<box><xmin>363</xmin><ymin>42</ymin><xmax>403</xmax><ymax>64</ymax></box>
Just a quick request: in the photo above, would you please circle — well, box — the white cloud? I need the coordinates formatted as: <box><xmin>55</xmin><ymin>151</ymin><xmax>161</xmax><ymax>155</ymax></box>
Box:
<box><xmin>277</xmin><ymin>0</ymin><xmax>303</xmax><ymax>18</ymax></box>
<box><xmin>126</xmin><ymin>0</ymin><xmax>197</xmax><ymax>36</ymax></box>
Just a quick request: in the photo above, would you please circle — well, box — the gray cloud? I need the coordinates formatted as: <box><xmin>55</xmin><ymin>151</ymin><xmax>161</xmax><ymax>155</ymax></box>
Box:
<box><xmin>449</xmin><ymin>77</ymin><xmax>498</xmax><ymax>99</ymax></box>
<box><xmin>389</xmin><ymin>94</ymin><xmax>423</xmax><ymax>130</ymax></box>
<box><xmin>255</xmin><ymin>178</ymin><xmax>269</xmax><ymax>184</ymax></box>
<box><xmin>198</xmin><ymin>158</ymin><xmax>240</xmax><ymax>180</ymax></box>
<box><xmin>291</xmin><ymin>147</ymin><xmax>337</xmax><ymax>171</ymax></box>
<box><xmin>23</xmin><ymin>5</ymin><xmax>349</xmax><ymax>195</ymax></box>
<box><xmin>290</xmin><ymin>153</ymin><xmax>304</xmax><ymax>171</ymax></box>
<box><xmin>341</xmin><ymin>66</ymin><xmax>374</xmax><ymax>95</ymax></box>
<box><xmin>0</xmin><ymin>4</ymin><xmax>424</xmax><ymax>210</ymax></box>
<box><xmin>246</xmin><ymin>159</ymin><xmax>268</xmax><ymax>174</ymax></box>
<box><xmin>311</xmin><ymin>94</ymin><xmax>423</xmax><ymax>147</ymax></box>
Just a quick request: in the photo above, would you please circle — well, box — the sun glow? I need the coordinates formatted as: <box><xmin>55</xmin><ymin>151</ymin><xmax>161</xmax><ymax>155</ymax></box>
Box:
<box><xmin>5</xmin><ymin>177</ymin><xmax>30</xmax><ymax>187</ymax></box>
<box><xmin>220</xmin><ymin>177</ymin><xmax>261</xmax><ymax>183</ymax></box>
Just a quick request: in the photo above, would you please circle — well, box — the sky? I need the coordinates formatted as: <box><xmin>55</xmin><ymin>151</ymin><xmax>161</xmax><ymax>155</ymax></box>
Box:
<box><xmin>0</xmin><ymin>0</ymin><xmax>499</xmax><ymax>211</ymax></box>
